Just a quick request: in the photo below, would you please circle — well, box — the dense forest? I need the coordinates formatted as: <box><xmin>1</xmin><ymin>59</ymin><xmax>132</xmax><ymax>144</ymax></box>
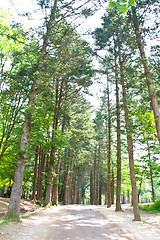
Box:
<box><xmin>0</xmin><ymin>0</ymin><xmax>160</xmax><ymax>221</ymax></box>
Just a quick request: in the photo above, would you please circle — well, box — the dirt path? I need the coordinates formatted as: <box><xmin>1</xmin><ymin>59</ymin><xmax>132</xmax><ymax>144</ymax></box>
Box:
<box><xmin>0</xmin><ymin>205</ymin><xmax>160</xmax><ymax>240</ymax></box>
<box><xmin>43</xmin><ymin>205</ymin><xmax>135</xmax><ymax>240</ymax></box>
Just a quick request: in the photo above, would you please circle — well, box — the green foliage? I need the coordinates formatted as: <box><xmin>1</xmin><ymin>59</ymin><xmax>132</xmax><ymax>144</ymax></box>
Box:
<box><xmin>54</xmin><ymin>129</ymin><xmax>69</xmax><ymax>149</ymax></box>
<box><xmin>35</xmin><ymin>200</ymin><xmax>45</xmax><ymax>207</ymax></box>
<box><xmin>139</xmin><ymin>200</ymin><xmax>160</xmax><ymax>214</ymax></box>
<box><xmin>109</xmin><ymin>0</ymin><xmax>135</xmax><ymax>13</ymax></box>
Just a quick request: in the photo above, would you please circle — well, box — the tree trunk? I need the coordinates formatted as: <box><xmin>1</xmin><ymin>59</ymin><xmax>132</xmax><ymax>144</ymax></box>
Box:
<box><xmin>94</xmin><ymin>144</ymin><xmax>97</xmax><ymax>205</ymax></box>
<box><xmin>68</xmin><ymin>157</ymin><xmax>73</xmax><ymax>204</ymax></box>
<box><xmin>114</xmin><ymin>45</ymin><xmax>122</xmax><ymax>211</ymax></box>
<box><xmin>69</xmin><ymin>165</ymin><xmax>75</xmax><ymax>204</ymax></box>
<box><xmin>73</xmin><ymin>176</ymin><xmax>77</xmax><ymax>204</ymax></box>
<box><xmin>53</xmin><ymin>150</ymin><xmax>61</xmax><ymax>205</ymax></box>
<box><xmin>45</xmin><ymin>79</ymin><xmax>64</xmax><ymax>205</ymax></box>
<box><xmin>7</xmin><ymin>0</ymin><xmax>58</xmax><ymax>220</ymax></box>
<box><xmin>127</xmin><ymin>190</ymin><xmax>130</xmax><ymax>204</ymax></box>
<box><xmin>90</xmin><ymin>170</ymin><xmax>93</xmax><ymax>205</ymax></box>
<box><xmin>96</xmin><ymin>143</ymin><xmax>100</xmax><ymax>205</ymax></box>
<box><xmin>118</xmin><ymin>46</ymin><xmax>141</xmax><ymax>221</ymax></box>
<box><xmin>37</xmin><ymin>150</ymin><xmax>46</xmax><ymax>201</ymax></box>
<box><xmin>31</xmin><ymin>146</ymin><xmax>39</xmax><ymax>201</ymax></box>
<box><xmin>107</xmin><ymin>77</ymin><xmax>111</xmax><ymax>208</ymax></box>
<box><xmin>115</xmin><ymin>76</ymin><xmax>122</xmax><ymax>210</ymax></box>
<box><xmin>98</xmin><ymin>175</ymin><xmax>102</xmax><ymax>205</ymax></box>
<box><xmin>7</xmin><ymin>121</ymin><xmax>30</xmax><ymax>220</ymax></box>
<box><xmin>147</xmin><ymin>141</ymin><xmax>155</xmax><ymax>202</ymax></box>
<box><xmin>111</xmin><ymin>168</ymin><xmax>114</xmax><ymax>205</ymax></box>
<box><xmin>0</xmin><ymin>187</ymin><xmax>5</xmax><ymax>197</ymax></box>
<box><xmin>53</xmin><ymin>115</ymin><xmax>66</xmax><ymax>205</ymax></box>
<box><xmin>149</xmin><ymin>165</ymin><xmax>155</xmax><ymax>202</ymax></box>
<box><xmin>138</xmin><ymin>172</ymin><xmax>143</xmax><ymax>203</ymax></box>
<box><xmin>63</xmin><ymin>172</ymin><xmax>69</xmax><ymax>205</ymax></box>
<box><xmin>76</xmin><ymin>178</ymin><xmax>81</xmax><ymax>204</ymax></box>
<box><xmin>63</xmin><ymin>148</ymin><xmax>71</xmax><ymax>205</ymax></box>
<box><xmin>128</xmin><ymin>7</ymin><xmax>160</xmax><ymax>146</ymax></box>
<box><xmin>44</xmin><ymin>147</ymin><xmax>55</xmax><ymax>205</ymax></box>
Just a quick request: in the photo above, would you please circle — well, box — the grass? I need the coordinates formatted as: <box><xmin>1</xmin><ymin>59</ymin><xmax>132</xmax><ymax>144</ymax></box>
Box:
<box><xmin>0</xmin><ymin>216</ymin><xmax>22</xmax><ymax>224</ymax></box>
<box><xmin>139</xmin><ymin>200</ymin><xmax>160</xmax><ymax>214</ymax></box>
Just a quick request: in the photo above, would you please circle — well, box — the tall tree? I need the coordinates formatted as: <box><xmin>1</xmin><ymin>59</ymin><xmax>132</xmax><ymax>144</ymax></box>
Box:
<box><xmin>7</xmin><ymin>0</ymin><xmax>59</xmax><ymax>219</ymax></box>
<box><xmin>106</xmin><ymin>77</ymin><xmax>112</xmax><ymax>208</ymax></box>
<box><xmin>127</xmin><ymin>1</ymin><xmax>160</xmax><ymax>146</ymax></box>
<box><xmin>118</xmin><ymin>46</ymin><xmax>141</xmax><ymax>220</ymax></box>
<box><xmin>93</xmin><ymin>7</ymin><xmax>141</xmax><ymax>219</ymax></box>
<box><xmin>114</xmin><ymin>40</ymin><xmax>122</xmax><ymax>212</ymax></box>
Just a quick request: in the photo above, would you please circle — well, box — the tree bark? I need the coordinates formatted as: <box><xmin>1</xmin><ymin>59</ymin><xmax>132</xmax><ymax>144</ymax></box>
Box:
<box><xmin>107</xmin><ymin>77</ymin><xmax>111</xmax><ymax>208</ymax></box>
<box><xmin>31</xmin><ymin>146</ymin><xmax>39</xmax><ymax>201</ymax></box>
<box><xmin>44</xmin><ymin>79</ymin><xmax>63</xmax><ymax>205</ymax></box>
<box><xmin>53</xmin><ymin>150</ymin><xmax>61</xmax><ymax>205</ymax></box>
<box><xmin>93</xmin><ymin>144</ymin><xmax>97</xmax><ymax>205</ymax></box>
<box><xmin>90</xmin><ymin>170</ymin><xmax>93</xmax><ymax>205</ymax></box>
<box><xmin>37</xmin><ymin>150</ymin><xmax>46</xmax><ymax>201</ymax></box>
<box><xmin>114</xmin><ymin>43</ymin><xmax>122</xmax><ymax>211</ymax></box>
<box><xmin>138</xmin><ymin>171</ymin><xmax>143</xmax><ymax>203</ymax></box>
<box><xmin>118</xmin><ymin>46</ymin><xmax>141</xmax><ymax>221</ymax></box>
<box><xmin>98</xmin><ymin>175</ymin><xmax>102</xmax><ymax>205</ymax></box>
<box><xmin>63</xmin><ymin>148</ymin><xmax>71</xmax><ymax>205</ymax></box>
<box><xmin>68</xmin><ymin>157</ymin><xmax>73</xmax><ymax>204</ymax></box>
<box><xmin>73</xmin><ymin>175</ymin><xmax>77</xmax><ymax>204</ymax></box>
<box><xmin>96</xmin><ymin>143</ymin><xmax>100</xmax><ymax>205</ymax></box>
<box><xmin>76</xmin><ymin>178</ymin><xmax>81</xmax><ymax>204</ymax></box>
<box><xmin>115</xmin><ymin>75</ymin><xmax>122</xmax><ymax>211</ymax></box>
<box><xmin>149</xmin><ymin>164</ymin><xmax>155</xmax><ymax>202</ymax></box>
<box><xmin>44</xmin><ymin>147</ymin><xmax>55</xmax><ymax>205</ymax></box>
<box><xmin>53</xmin><ymin>115</ymin><xmax>66</xmax><ymax>205</ymax></box>
<box><xmin>7</xmin><ymin>120</ymin><xmax>30</xmax><ymax>220</ymax></box>
<box><xmin>111</xmin><ymin>168</ymin><xmax>114</xmax><ymax>205</ymax></box>
<box><xmin>147</xmin><ymin>141</ymin><xmax>155</xmax><ymax>202</ymax></box>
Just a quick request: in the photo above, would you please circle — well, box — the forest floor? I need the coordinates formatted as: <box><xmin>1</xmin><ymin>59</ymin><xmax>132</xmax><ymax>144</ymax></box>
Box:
<box><xmin>0</xmin><ymin>198</ymin><xmax>160</xmax><ymax>239</ymax></box>
<box><xmin>0</xmin><ymin>197</ymin><xmax>41</xmax><ymax>219</ymax></box>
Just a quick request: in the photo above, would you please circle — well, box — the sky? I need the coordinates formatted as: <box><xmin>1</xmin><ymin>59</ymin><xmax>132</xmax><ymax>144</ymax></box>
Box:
<box><xmin>0</xmin><ymin>0</ymin><xmax>108</xmax><ymax>109</ymax></box>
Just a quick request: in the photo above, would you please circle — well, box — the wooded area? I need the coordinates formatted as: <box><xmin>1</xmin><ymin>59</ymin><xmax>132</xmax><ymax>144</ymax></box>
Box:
<box><xmin>0</xmin><ymin>0</ymin><xmax>160</xmax><ymax>221</ymax></box>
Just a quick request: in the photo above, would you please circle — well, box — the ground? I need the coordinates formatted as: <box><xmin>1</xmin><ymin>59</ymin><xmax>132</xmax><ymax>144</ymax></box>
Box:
<box><xmin>0</xmin><ymin>197</ymin><xmax>41</xmax><ymax>219</ymax></box>
<box><xmin>0</xmin><ymin>198</ymin><xmax>160</xmax><ymax>240</ymax></box>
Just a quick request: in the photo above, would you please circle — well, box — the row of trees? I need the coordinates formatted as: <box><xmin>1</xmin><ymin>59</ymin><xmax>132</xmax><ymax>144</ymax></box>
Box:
<box><xmin>92</xmin><ymin>0</ymin><xmax>160</xmax><ymax>220</ymax></box>
<box><xmin>0</xmin><ymin>0</ymin><xmax>97</xmax><ymax>219</ymax></box>
<box><xmin>0</xmin><ymin>0</ymin><xmax>159</xmax><ymax>221</ymax></box>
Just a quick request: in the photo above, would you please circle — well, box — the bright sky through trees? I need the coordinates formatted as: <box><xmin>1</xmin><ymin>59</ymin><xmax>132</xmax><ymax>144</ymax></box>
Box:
<box><xmin>0</xmin><ymin>0</ymin><xmax>107</xmax><ymax>109</ymax></box>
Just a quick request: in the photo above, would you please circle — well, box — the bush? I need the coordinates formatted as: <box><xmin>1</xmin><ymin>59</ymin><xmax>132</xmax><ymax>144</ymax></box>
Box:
<box><xmin>139</xmin><ymin>200</ymin><xmax>160</xmax><ymax>214</ymax></box>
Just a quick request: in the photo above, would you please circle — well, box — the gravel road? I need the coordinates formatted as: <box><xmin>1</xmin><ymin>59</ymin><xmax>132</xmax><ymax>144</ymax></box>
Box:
<box><xmin>0</xmin><ymin>205</ymin><xmax>159</xmax><ymax>240</ymax></box>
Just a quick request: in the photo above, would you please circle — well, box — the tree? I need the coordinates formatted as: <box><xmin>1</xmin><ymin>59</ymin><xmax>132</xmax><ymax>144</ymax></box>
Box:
<box><xmin>118</xmin><ymin>46</ymin><xmax>141</xmax><ymax>220</ymax></box>
<box><xmin>127</xmin><ymin>0</ymin><xmax>160</xmax><ymax>146</ymax></box>
<box><xmin>7</xmin><ymin>0</ymin><xmax>59</xmax><ymax>220</ymax></box>
<box><xmin>7</xmin><ymin>0</ymin><xmax>94</xmax><ymax>218</ymax></box>
<box><xmin>92</xmin><ymin>6</ymin><xmax>141</xmax><ymax>220</ymax></box>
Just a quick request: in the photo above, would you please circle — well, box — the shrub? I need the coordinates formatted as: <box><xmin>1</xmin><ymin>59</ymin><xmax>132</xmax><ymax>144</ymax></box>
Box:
<box><xmin>139</xmin><ymin>200</ymin><xmax>160</xmax><ymax>214</ymax></box>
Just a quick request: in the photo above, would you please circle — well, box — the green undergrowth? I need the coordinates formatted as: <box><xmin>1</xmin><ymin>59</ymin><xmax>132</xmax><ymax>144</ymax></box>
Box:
<box><xmin>0</xmin><ymin>216</ymin><xmax>22</xmax><ymax>224</ymax></box>
<box><xmin>35</xmin><ymin>200</ymin><xmax>51</xmax><ymax>210</ymax></box>
<box><xmin>139</xmin><ymin>200</ymin><xmax>160</xmax><ymax>214</ymax></box>
<box><xmin>35</xmin><ymin>200</ymin><xmax>45</xmax><ymax>207</ymax></box>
